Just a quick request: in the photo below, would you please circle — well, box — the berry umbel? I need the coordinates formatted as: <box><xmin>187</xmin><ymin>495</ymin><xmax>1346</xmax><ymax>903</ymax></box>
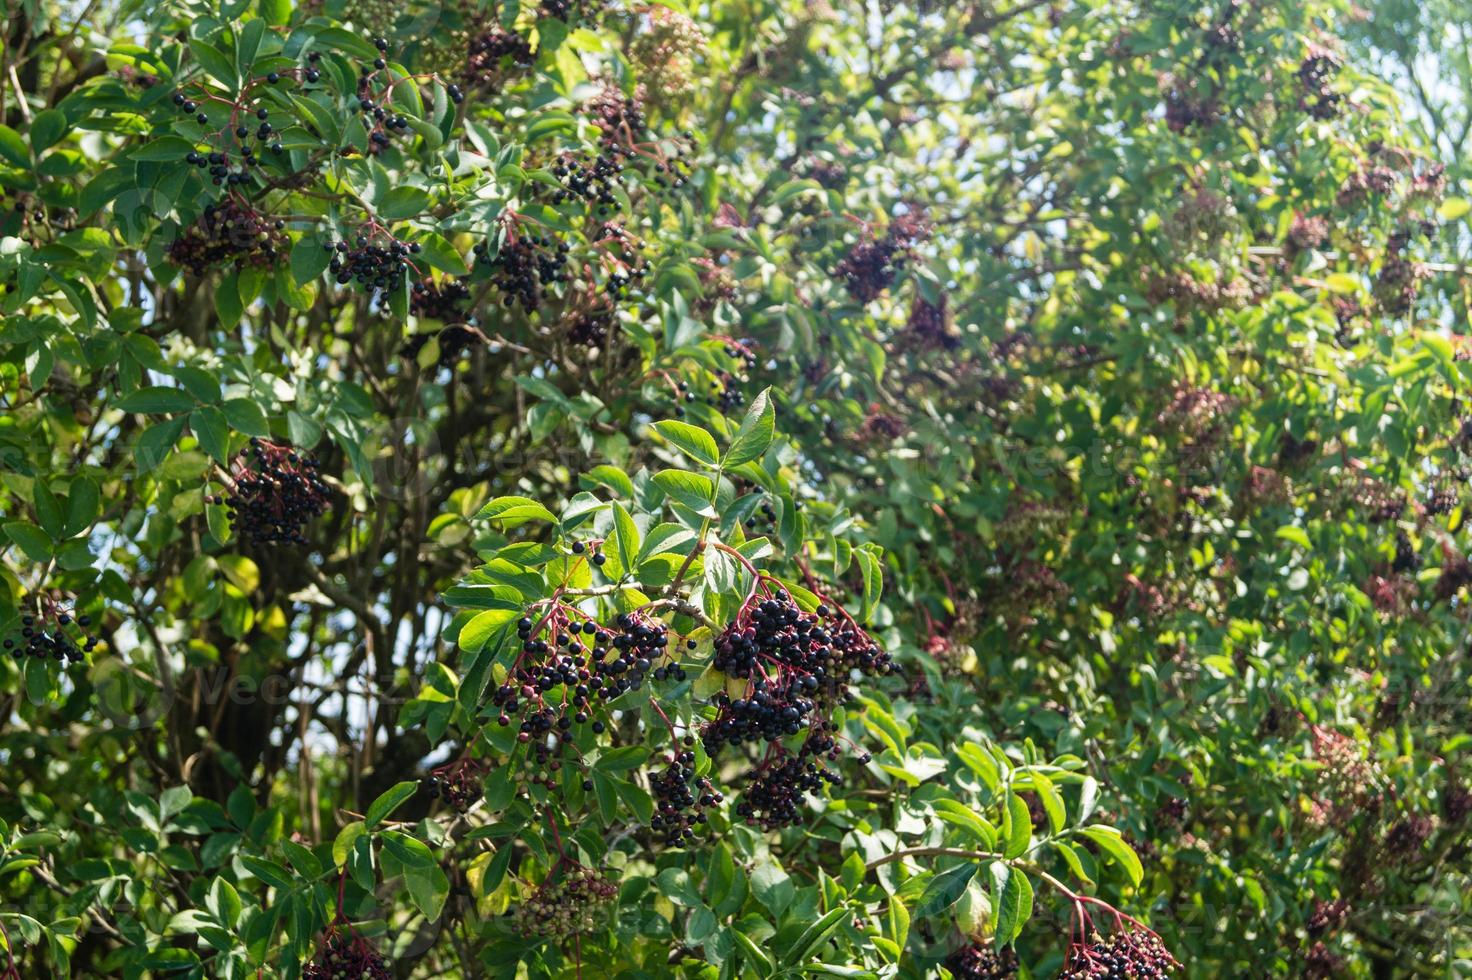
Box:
<box><xmin>210</xmin><ymin>439</ymin><xmax>331</xmax><ymax>545</ymax></box>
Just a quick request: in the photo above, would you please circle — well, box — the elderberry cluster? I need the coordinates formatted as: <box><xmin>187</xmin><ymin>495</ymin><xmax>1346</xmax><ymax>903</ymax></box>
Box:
<box><xmin>907</xmin><ymin>295</ymin><xmax>957</xmax><ymax>350</ymax></box>
<box><xmin>1297</xmin><ymin>49</ymin><xmax>1343</xmax><ymax>120</ymax></box>
<box><xmin>708</xmin><ymin>373</ymin><xmax>745</xmax><ymax>414</ymax></box>
<box><xmin>944</xmin><ymin>943</ymin><xmax>1019</xmax><ymax>980</ymax></box>
<box><xmin>704</xmin><ymin>681</ymin><xmax>819</xmax><ymax>752</ymax></box>
<box><xmin>168</xmin><ymin>89</ymin><xmax>284</xmax><ymax>190</ymax></box>
<box><xmin>650</xmin><ymin>755</ymin><xmax>720</xmax><ymax>844</ymax></box>
<box><xmin>3</xmin><ymin>612</ymin><xmax>96</xmax><ymax>663</ymax></box>
<box><xmin>540</xmin><ymin>0</ymin><xmax>597</xmax><ymax>21</ymax></box>
<box><xmin>551</xmin><ymin>151</ymin><xmax>622</xmax><ymax>212</ymax></box>
<box><xmin>492</xmin><ymin>610</ymin><xmax>684</xmax><ymax>743</ymax></box>
<box><xmin>410</xmin><ymin>276</ymin><xmax>471</xmax><ymax>321</ymax></box>
<box><xmin>836</xmin><ymin>211</ymin><xmax>930</xmax><ymax>303</ymax></box>
<box><xmin>711</xmin><ymin>594</ymin><xmax>894</xmax><ymax>695</ymax></box>
<box><xmin>464</xmin><ymin>28</ymin><xmax>534</xmax><ymax>91</ymax></box>
<box><xmin>324</xmin><ymin>234</ymin><xmax>421</xmax><ymax>294</ymax></box>
<box><xmin>566</xmin><ymin>307</ymin><xmax>617</xmax><ymax>348</ymax></box>
<box><xmin>512</xmin><ymin>866</ymin><xmax>617</xmax><ymax>938</ymax></box>
<box><xmin>1306</xmin><ymin>898</ymin><xmax>1350</xmax><ymax>936</ymax></box>
<box><xmin>735</xmin><ymin>749</ymin><xmax>840</xmax><ymax>831</ymax></box>
<box><xmin>303</xmin><ymin>934</ymin><xmax>392</xmax><ymax>980</ymax></box>
<box><xmin>354</xmin><ymin>37</ymin><xmax>414</xmax><ymax>155</ymax></box>
<box><xmin>401</xmin><ymin>325</ymin><xmax>483</xmax><ymax>368</ymax></box>
<box><xmin>166</xmin><ymin>201</ymin><xmax>285</xmax><ymax>275</ymax></box>
<box><xmin>425</xmin><ymin>758</ymin><xmax>486</xmax><ymax>812</ymax></box>
<box><xmin>1060</xmin><ymin>931</ymin><xmax>1179</xmax><ymax>980</ymax></box>
<box><xmin>585</xmin><ymin>85</ymin><xmax>696</xmax><ymax>193</ymax></box>
<box><xmin>210</xmin><ymin>440</ymin><xmax>331</xmax><ymax>545</ymax></box>
<box><xmin>475</xmin><ymin>233</ymin><xmax>569</xmax><ymax>310</ymax></box>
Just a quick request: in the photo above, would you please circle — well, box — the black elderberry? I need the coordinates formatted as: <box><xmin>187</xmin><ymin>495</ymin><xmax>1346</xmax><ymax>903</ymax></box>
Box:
<box><xmin>944</xmin><ymin>943</ymin><xmax>1018</xmax><ymax>980</ymax></box>
<box><xmin>303</xmin><ymin>932</ymin><xmax>392</xmax><ymax>980</ymax></box>
<box><xmin>216</xmin><ymin>440</ymin><xmax>331</xmax><ymax>545</ymax></box>
<box><xmin>1059</xmin><ymin>929</ymin><xmax>1179</xmax><ymax>980</ymax></box>
<box><xmin>425</xmin><ymin>758</ymin><xmax>486</xmax><ymax>812</ymax></box>
<box><xmin>166</xmin><ymin>200</ymin><xmax>286</xmax><ymax>275</ymax></box>
<box><xmin>836</xmin><ymin>211</ymin><xmax>931</xmax><ymax>304</ymax></box>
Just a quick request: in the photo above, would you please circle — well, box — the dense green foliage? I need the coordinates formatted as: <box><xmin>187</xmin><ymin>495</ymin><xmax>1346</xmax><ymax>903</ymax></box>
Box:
<box><xmin>1</xmin><ymin>0</ymin><xmax>1470</xmax><ymax>977</ymax></box>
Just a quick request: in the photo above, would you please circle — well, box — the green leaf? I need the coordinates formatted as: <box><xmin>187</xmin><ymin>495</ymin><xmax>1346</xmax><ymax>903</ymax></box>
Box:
<box><xmin>0</xmin><ymin>125</ymin><xmax>28</xmax><ymax>166</ymax></box>
<box><xmin>64</xmin><ymin>477</ymin><xmax>100</xmax><ymax>536</ymax></box>
<box><xmin>477</xmin><ymin>495</ymin><xmax>558</xmax><ymax>525</ymax></box>
<box><xmin>1003</xmin><ymin>789</ymin><xmax>1032</xmax><ymax>859</ymax></box>
<box><xmin>333</xmin><ymin>822</ymin><xmax>367</xmax><ymax>867</ymax></box>
<box><xmin>222</xmin><ymin>398</ymin><xmax>269</xmax><ymax>438</ymax></box>
<box><xmin>1081</xmin><ymin>826</ymin><xmax>1143</xmax><ymax>886</ymax></box>
<box><xmin>652</xmin><ymin>469</ymin><xmax>717</xmax><ymax>517</ymax></box>
<box><xmin>1439</xmin><ymin>197</ymin><xmax>1471</xmax><ymax>221</ymax></box>
<box><xmin>855</xmin><ymin>547</ymin><xmax>883</xmax><ymax>623</ymax></box>
<box><xmin>32</xmin><ymin>481</ymin><xmax>63</xmax><ymax>540</ymax></box>
<box><xmin>610</xmin><ymin>501</ymin><xmax>640</xmax><ymax>574</ymax></box>
<box><xmin>594</xmin><ymin>745</ymin><xmax>650</xmax><ymax>772</ymax></box>
<box><xmin>291</xmin><ymin>236</ymin><xmax>331</xmax><ymax>285</ymax></box>
<box><xmin>915</xmin><ymin>862</ymin><xmax>978</xmax><ymax>918</ymax></box>
<box><xmin>217</xmin><ymin>555</ymin><xmax>260</xmax><ymax>593</ymax></box>
<box><xmin>991</xmin><ymin>862</ymin><xmax>1033</xmax><ymax>946</ymax></box>
<box><xmin>1275</xmin><ymin>525</ymin><xmax>1312</xmax><ymax>550</ymax></box>
<box><xmin>116</xmin><ymin>385</ymin><xmax>195</xmax><ymax>414</ymax></box>
<box><xmin>190</xmin><ymin>406</ymin><xmax>230</xmax><ymax>464</ymax></box>
<box><xmin>29</xmin><ymin>110</ymin><xmax>66</xmax><ymax>154</ymax></box>
<box><xmin>258</xmin><ymin>0</ymin><xmax>291</xmax><ymax>27</ymax></box>
<box><xmin>380</xmin><ymin>186</ymin><xmax>431</xmax><ymax>220</ymax></box>
<box><xmin>365</xmin><ymin>782</ymin><xmax>418</xmax><ymax>828</ymax></box>
<box><xmin>189</xmin><ymin>38</ymin><xmax>238</xmax><ymax>91</ymax></box>
<box><xmin>789</xmin><ymin>907</ymin><xmax>850</xmax><ymax>962</ymax></box>
<box><xmin>652</xmin><ymin>420</ymin><xmax>721</xmax><ymax>467</ymax></box>
<box><xmin>725</xmin><ymin>387</ymin><xmax>775</xmax><ymax>465</ymax></box>
<box><xmin>459</xmin><ymin>608</ymin><xmax>518</xmax><ymax>652</ymax></box>
<box><xmin>413</xmin><ymin>232</ymin><xmax>469</xmax><ymax>276</ymax></box>
<box><xmin>731</xmin><ymin>929</ymin><xmax>774</xmax><ymax>976</ymax></box>
<box><xmin>4</xmin><ymin>521</ymin><xmax>52</xmax><ymax>562</ymax></box>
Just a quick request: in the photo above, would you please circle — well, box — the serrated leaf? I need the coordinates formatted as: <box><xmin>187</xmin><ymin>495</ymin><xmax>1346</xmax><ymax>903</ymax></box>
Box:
<box><xmin>1003</xmin><ymin>789</ymin><xmax>1031</xmax><ymax>858</ymax></box>
<box><xmin>652</xmin><ymin>469</ymin><xmax>717</xmax><ymax>517</ymax></box>
<box><xmin>652</xmin><ymin>420</ymin><xmax>720</xmax><ymax>467</ymax></box>
<box><xmin>414</xmin><ymin>232</ymin><xmax>469</xmax><ymax>276</ymax></box>
<box><xmin>116</xmin><ymin>385</ymin><xmax>194</xmax><ymax>414</ymax></box>
<box><xmin>991</xmin><ymin>862</ymin><xmax>1033</xmax><ymax>945</ymax></box>
<box><xmin>477</xmin><ymin>495</ymin><xmax>558</xmax><ymax>525</ymax></box>
<box><xmin>366</xmin><ymin>782</ymin><xmax>418</xmax><ymax>828</ymax></box>
<box><xmin>725</xmin><ymin>387</ymin><xmax>775</xmax><ymax>465</ymax></box>
<box><xmin>190</xmin><ymin>406</ymin><xmax>230</xmax><ymax>463</ymax></box>
<box><xmin>611</xmin><ymin>501</ymin><xmax>640</xmax><ymax>574</ymax></box>
<box><xmin>1081</xmin><ymin>826</ymin><xmax>1143</xmax><ymax>886</ymax></box>
<box><xmin>3</xmin><ymin>521</ymin><xmax>52</xmax><ymax>562</ymax></box>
